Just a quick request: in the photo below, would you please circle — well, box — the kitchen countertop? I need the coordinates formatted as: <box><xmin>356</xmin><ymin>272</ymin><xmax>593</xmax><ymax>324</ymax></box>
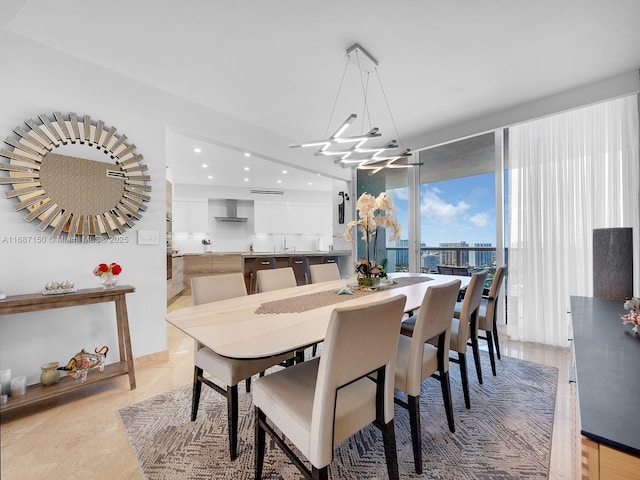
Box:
<box><xmin>570</xmin><ymin>295</ymin><xmax>640</xmax><ymax>456</ymax></box>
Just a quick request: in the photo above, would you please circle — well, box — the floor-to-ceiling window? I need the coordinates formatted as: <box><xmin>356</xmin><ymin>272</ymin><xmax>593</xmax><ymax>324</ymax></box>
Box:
<box><xmin>418</xmin><ymin>133</ymin><xmax>500</xmax><ymax>276</ymax></box>
<box><xmin>355</xmin><ymin>167</ymin><xmax>409</xmax><ymax>274</ymax></box>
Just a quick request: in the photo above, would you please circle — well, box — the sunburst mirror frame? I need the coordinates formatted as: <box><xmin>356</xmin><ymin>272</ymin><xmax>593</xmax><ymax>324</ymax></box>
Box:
<box><xmin>0</xmin><ymin>112</ymin><xmax>150</xmax><ymax>241</ymax></box>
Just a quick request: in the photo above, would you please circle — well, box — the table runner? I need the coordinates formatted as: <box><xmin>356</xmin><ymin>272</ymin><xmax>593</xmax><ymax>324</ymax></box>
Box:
<box><xmin>255</xmin><ymin>276</ymin><xmax>432</xmax><ymax>314</ymax></box>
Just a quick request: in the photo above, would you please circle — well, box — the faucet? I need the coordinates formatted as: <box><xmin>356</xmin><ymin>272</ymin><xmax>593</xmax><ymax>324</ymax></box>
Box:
<box><xmin>283</xmin><ymin>237</ymin><xmax>288</xmax><ymax>252</ymax></box>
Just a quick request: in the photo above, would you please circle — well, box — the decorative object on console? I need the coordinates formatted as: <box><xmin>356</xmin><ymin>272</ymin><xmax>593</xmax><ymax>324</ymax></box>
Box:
<box><xmin>0</xmin><ymin>112</ymin><xmax>150</xmax><ymax>241</ymax></box>
<box><xmin>40</xmin><ymin>362</ymin><xmax>60</xmax><ymax>386</ymax></box>
<box><xmin>93</xmin><ymin>262</ymin><xmax>122</xmax><ymax>289</ymax></box>
<box><xmin>621</xmin><ymin>297</ymin><xmax>640</xmax><ymax>334</ymax></box>
<box><xmin>337</xmin><ymin>191</ymin><xmax>349</xmax><ymax>224</ymax></box>
<box><xmin>58</xmin><ymin>346</ymin><xmax>108</xmax><ymax>382</ymax></box>
<box><xmin>42</xmin><ymin>279</ymin><xmax>75</xmax><ymax>295</ymax></box>
<box><xmin>344</xmin><ymin>191</ymin><xmax>400</xmax><ymax>284</ymax></box>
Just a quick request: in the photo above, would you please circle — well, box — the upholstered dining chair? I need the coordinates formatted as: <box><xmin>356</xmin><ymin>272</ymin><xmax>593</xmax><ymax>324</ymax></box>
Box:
<box><xmin>256</xmin><ymin>266</ymin><xmax>297</xmax><ymax>293</ymax></box>
<box><xmin>253</xmin><ymin>294</ymin><xmax>407</xmax><ymax>480</ymax></box>
<box><xmin>288</xmin><ymin>256</ymin><xmax>311</xmax><ymax>285</ymax></box>
<box><xmin>401</xmin><ymin>270</ymin><xmax>487</xmax><ymax>409</ymax></box>
<box><xmin>249</xmin><ymin>257</ymin><xmax>276</xmax><ymax>294</ymax></box>
<box><xmin>309</xmin><ymin>263</ymin><xmax>340</xmax><ymax>283</ymax></box>
<box><xmin>395</xmin><ymin>279</ymin><xmax>461</xmax><ymax>474</ymax></box>
<box><xmin>454</xmin><ymin>265</ymin><xmax>506</xmax><ymax>376</ymax></box>
<box><xmin>190</xmin><ymin>273</ymin><xmax>293</xmax><ymax>460</ymax></box>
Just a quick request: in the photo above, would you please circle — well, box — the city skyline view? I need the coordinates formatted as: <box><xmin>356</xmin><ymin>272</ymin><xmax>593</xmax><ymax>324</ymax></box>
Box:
<box><xmin>386</xmin><ymin>172</ymin><xmax>498</xmax><ymax>248</ymax></box>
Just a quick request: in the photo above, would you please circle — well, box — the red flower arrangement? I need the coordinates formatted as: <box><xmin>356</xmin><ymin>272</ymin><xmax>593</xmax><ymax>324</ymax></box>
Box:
<box><xmin>93</xmin><ymin>262</ymin><xmax>123</xmax><ymax>276</ymax></box>
<box><xmin>621</xmin><ymin>297</ymin><xmax>640</xmax><ymax>334</ymax></box>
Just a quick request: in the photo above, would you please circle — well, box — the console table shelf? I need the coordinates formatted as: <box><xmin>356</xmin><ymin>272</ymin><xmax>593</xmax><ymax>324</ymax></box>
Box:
<box><xmin>0</xmin><ymin>285</ymin><xmax>136</xmax><ymax>414</ymax></box>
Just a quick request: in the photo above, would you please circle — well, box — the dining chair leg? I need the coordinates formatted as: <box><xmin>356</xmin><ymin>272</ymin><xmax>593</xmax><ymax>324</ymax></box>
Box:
<box><xmin>486</xmin><ymin>331</ymin><xmax>497</xmax><ymax>376</ymax></box>
<box><xmin>254</xmin><ymin>407</ymin><xmax>265</xmax><ymax>480</ymax></box>
<box><xmin>245</xmin><ymin>377</ymin><xmax>252</xmax><ymax>392</ymax></box>
<box><xmin>311</xmin><ymin>467</ymin><xmax>329</xmax><ymax>480</ymax></box>
<box><xmin>458</xmin><ymin>353</ymin><xmax>471</xmax><ymax>409</ymax></box>
<box><xmin>493</xmin><ymin>320</ymin><xmax>502</xmax><ymax>360</ymax></box>
<box><xmin>380</xmin><ymin>419</ymin><xmax>400</xmax><ymax>480</ymax></box>
<box><xmin>191</xmin><ymin>366</ymin><xmax>203</xmax><ymax>421</ymax></box>
<box><xmin>440</xmin><ymin>371</ymin><xmax>456</xmax><ymax>432</ymax></box>
<box><xmin>471</xmin><ymin>337</ymin><xmax>483</xmax><ymax>384</ymax></box>
<box><xmin>407</xmin><ymin>395</ymin><xmax>423</xmax><ymax>473</ymax></box>
<box><xmin>227</xmin><ymin>384</ymin><xmax>239</xmax><ymax>460</ymax></box>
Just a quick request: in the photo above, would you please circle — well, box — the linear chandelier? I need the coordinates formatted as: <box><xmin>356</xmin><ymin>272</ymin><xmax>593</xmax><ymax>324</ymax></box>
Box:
<box><xmin>290</xmin><ymin>43</ymin><xmax>417</xmax><ymax>173</ymax></box>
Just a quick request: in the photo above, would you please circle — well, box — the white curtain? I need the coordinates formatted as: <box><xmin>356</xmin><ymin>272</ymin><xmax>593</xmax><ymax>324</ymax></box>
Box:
<box><xmin>507</xmin><ymin>95</ymin><xmax>640</xmax><ymax>347</ymax></box>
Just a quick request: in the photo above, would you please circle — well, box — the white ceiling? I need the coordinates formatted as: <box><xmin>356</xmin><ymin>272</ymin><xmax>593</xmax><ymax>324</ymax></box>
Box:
<box><xmin>3</xmin><ymin>0</ymin><xmax>640</xmax><ymax>191</ymax></box>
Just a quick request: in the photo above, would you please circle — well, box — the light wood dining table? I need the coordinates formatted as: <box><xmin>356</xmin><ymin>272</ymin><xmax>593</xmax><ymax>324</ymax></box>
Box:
<box><xmin>166</xmin><ymin>273</ymin><xmax>471</xmax><ymax>360</ymax></box>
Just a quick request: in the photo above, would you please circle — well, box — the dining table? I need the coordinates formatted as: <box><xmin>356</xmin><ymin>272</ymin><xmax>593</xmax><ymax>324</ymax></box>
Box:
<box><xmin>166</xmin><ymin>273</ymin><xmax>472</xmax><ymax>360</ymax></box>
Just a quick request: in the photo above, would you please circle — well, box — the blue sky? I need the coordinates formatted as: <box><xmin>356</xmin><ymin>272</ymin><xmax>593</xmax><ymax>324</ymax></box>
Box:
<box><xmin>387</xmin><ymin>173</ymin><xmax>497</xmax><ymax>247</ymax></box>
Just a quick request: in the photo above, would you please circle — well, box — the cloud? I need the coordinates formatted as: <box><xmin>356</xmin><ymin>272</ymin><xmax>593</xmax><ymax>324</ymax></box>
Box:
<box><xmin>420</xmin><ymin>187</ymin><xmax>470</xmax><ymax>222</ymax></box>
<box><xmin>470</xmin><ymin>212</ymin><xmax>491</xmax><ymax>227</ymax></box>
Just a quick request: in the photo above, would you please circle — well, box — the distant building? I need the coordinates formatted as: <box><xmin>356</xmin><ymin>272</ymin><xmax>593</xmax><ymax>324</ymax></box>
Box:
<box><xmin>422</xmin><ymin>253</ymin><xmax>439</xmax><ymax>272</ymax></box>
<box><xmin>396</xmin><ymin>239</ymin><xmax>409</xmax><ymax>266</ymax></box>
<box><xmin>439</xmin><ymin>241</ymin><xmax>469</xmax><ymax>265</ymax></box>
<box><xmin>474</xmin><ymin>243</ymin><xmax>493</xmax><ymax>267</ymax></box>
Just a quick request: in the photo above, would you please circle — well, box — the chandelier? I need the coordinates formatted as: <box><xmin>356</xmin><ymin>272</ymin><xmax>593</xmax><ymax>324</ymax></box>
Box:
<box><xmin>290</xmin><ymin>43</ymin><xmax>417</xmax><ymax>173</ymax></box>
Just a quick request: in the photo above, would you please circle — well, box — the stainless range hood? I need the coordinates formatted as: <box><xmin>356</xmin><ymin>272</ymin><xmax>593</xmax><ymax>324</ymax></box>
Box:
<box><xmin>215</xmin><ymin>199</ymin><xmax>248</xmax><ymax>223</ymax></box>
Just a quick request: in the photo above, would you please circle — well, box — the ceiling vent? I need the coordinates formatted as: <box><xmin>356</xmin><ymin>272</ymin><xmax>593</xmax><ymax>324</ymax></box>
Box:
<box><xmin>250</xmin><ymin>189</ymin><xmax>284</xmax><ymax>195</ymax></box>
<box><xmin>214</xmin><ymin>199</ymin><xmax>247</xmax><ymax>223</ymax></box>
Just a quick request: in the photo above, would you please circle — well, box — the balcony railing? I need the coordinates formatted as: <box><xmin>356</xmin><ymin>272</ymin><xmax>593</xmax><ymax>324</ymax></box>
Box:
<box><xmin>385</xmin><ymin>246</ymin><xmax>497</xmax><ymax>273</ymax></box>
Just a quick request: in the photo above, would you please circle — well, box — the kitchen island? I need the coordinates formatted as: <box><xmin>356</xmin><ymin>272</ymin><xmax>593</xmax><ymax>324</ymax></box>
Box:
<box><xmin>169</xmin><ymin>251</ymin><xmax>351</xmax><ymax>298</ymax></box>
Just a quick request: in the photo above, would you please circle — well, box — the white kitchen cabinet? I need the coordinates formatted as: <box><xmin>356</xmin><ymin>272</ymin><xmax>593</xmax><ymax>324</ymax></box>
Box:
<box><xmin>173</xmin><ymin>200</ymin><xmax>209</xmax><ymax>233</ymax></box>
<box><xmin>285</xmin><ymin>204</ymin><xmax>302</xmax><ymax>234</ymax></box>
<box><xmin>254</xmin><ymin>201</ymin><xmax>331</xmax><ymax>235</ymax></box>
<box><xmin>302</xmin><ymin>204</ymin><xmax>332</xmax><ymax>235</ymax></box>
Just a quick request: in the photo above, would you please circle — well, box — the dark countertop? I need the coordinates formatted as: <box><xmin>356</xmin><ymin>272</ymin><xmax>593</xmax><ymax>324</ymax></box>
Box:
<box><xmin>570</xmin><ymin>296</ymin><xmax>640</xmax><ymax>456</ymax></box>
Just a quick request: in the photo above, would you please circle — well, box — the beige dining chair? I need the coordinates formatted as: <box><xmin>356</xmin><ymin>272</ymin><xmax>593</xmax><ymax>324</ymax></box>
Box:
<box><xmin>454</xmin><ymin>265</ymin><xmax>506</xmax><ymax>376</ymax></box>
<box><xmin>256</xmin><ymin>266</ymin><xmax>297</xmax><ymax>293</ymax></box>
<box><xmin>395</xmin><ymin>279</ymin><xmax>461</xmax><ymax>474</ymax></box>
<box><xmin>309</xmin><ymin>263</ymin><xmax>341</xmax><ymax>283</ymax></box>
<box><xmin>190</xmin><ymin>273</ymin><xmax>293</xmax><ymax>460</ymax></box>
<box><xmin>402</xmin><ymin>270</ymin><xmax>487</xmax><ymax>409</ymax></box>
<box><xmin>253</xmin><ymin>294</ymin><xmax>407</xmax><ymax>480</ymax></box>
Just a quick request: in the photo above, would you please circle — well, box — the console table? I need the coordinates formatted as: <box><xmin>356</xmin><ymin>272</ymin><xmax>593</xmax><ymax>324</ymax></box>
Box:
<box><xmin>0</xmin><ymin>285</ymin><xmax>136</xmax><ymax>414</ymax></box>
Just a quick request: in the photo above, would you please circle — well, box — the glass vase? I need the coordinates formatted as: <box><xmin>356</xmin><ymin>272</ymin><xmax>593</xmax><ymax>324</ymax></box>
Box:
<box><xmin>100</xmin><ymin>273</ymin><xmax>119</xmax><ymax>289</ymax></box>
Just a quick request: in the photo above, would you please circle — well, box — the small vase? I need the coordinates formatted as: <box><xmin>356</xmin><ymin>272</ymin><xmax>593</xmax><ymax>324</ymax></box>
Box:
<box><xmin>100</xmin><ymin>273</ymin><xmax>118</xmax><ymax>289</ymax></box>
<box><xmin>40</xmin><ymin>362</ymin><xmax>60</xmax><ymax>386</ymax></box>
<box><xmin>632</xmin><ymin>325</ymin><xmax>639</xmax><ymax>335</ymax></box>
<box><xmin>358</xmin><ymin>277</ymin><xmax>380</xmax><ymax>288</ymax></box>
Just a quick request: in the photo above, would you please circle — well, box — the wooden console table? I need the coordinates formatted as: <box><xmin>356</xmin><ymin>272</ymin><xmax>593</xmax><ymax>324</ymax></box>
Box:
<box><xmin>0</xmin><ymin>285</ymin><xmax>136</xmax><ymax>414</ymax></box>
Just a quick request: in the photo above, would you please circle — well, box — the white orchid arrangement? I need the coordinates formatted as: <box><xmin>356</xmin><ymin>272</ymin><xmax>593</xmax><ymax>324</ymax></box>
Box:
<box><xmin>343</xmin><ymin>192</ymin><xmax>401</xmax><ymax>278</ymax></box>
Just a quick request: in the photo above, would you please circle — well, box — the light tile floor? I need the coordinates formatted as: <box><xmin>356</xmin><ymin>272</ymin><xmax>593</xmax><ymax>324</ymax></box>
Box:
<box><xmin>0</xmin><ymin>294</ymin><xmax>577</xmax><ymax>479</ymax></box>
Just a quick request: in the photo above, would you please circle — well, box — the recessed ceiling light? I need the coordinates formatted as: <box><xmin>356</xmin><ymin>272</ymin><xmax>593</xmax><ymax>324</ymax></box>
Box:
<box><xmin>202</xmin><ymin>164</ymin><xmax>208</xmax><ymax>168</ymax></box>
<box><xmin>244</xmin><ymin>152</ymin><xmax>251</xmax><ymax>157</ymax></box>
<box><xmin>194</xmin><ymin>148</ymin><xmax>201</xmax><ymax>153</ymax></box>
<box><xmin>244</xmin><ymin>178</ymin><xmax>249</xmax><ymax>182</ymax></box>
<box><xmin>282</xmin><ymin>170</ymin><xmax>288</xmax><ymax>174</ymax></box>
<box><xmin>308</xmin><ymin>182</ymin><xmax>313</xmax><ymax>185</ymax></box>
<box><xmin>207</xmin><ymin>175</ymin><xmax>213</xmax><ymax>179</ymax></box>
<box><xmin>277</xmin><ymin>179</ymin><xmax>282</xmax><ymax>184</ymax></box>
<box><xmin>244</xmin><ymin>167</ymin><xmax>250</xmax><ymax>171</ymax></box>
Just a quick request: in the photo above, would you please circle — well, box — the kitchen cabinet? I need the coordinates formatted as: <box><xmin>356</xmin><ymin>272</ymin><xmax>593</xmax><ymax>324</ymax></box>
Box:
<box><xmin>173</xmin><ymin>200</ymin><xmax>209</xmax><ymax>233</ymax></box>
<box><xmin>255</xmin><ymin>201</ymin><xmax>331</xmax><ymax>234</ymax></box>
<box><xmin>184</xmin><ymin>254</ymin><xmax>243</xmax><ymax>288</ymax></box>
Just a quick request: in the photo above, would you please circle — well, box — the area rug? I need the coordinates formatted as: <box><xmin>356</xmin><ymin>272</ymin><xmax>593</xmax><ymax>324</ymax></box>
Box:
<box><xmin>119</xmin><ymin>353</ymin><xmax>557</xmax><ymax>479</ymax></box>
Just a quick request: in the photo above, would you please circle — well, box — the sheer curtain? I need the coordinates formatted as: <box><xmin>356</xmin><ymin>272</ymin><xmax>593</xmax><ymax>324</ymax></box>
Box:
<box><xmin>508</xmin><ymin>95</ymin><xmax>639</xmax><ymax>347</ymax></box>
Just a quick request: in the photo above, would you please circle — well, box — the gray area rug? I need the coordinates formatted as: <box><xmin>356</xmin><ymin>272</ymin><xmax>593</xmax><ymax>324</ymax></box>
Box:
<box><xmin>119</xmin><ymin>352</ymin><xmax>557</xmax><ymax>479</ymax></box>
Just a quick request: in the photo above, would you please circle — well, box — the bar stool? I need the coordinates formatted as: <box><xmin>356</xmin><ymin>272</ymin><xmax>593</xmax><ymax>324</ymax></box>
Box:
<box><xmin>321</xmin><ymin>255</ymin><xmax>340</xmax><ymax>270</ymax></box>
<box><xmin>288</xmin><ymin>256</ymin><xmax>310</xmax><ymax>285</ymax></box>
<box><xmin>249</xmin><ymin>257</ymin><xmax>276</xmax><ymax>294</ymax></box>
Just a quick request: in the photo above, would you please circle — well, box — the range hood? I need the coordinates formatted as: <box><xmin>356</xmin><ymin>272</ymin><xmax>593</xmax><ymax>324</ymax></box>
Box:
<box><xmin>215</xmin><ymin>199</ymin><xmax>248</xmax><ymax>223</ymax></box>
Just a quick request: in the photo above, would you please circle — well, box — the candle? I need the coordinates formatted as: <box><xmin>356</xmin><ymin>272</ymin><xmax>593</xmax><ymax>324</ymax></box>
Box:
<box><xmin>0</xmin><ymin>369</ymin><xmax>10</xmax><ymax>395</ymax></box>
